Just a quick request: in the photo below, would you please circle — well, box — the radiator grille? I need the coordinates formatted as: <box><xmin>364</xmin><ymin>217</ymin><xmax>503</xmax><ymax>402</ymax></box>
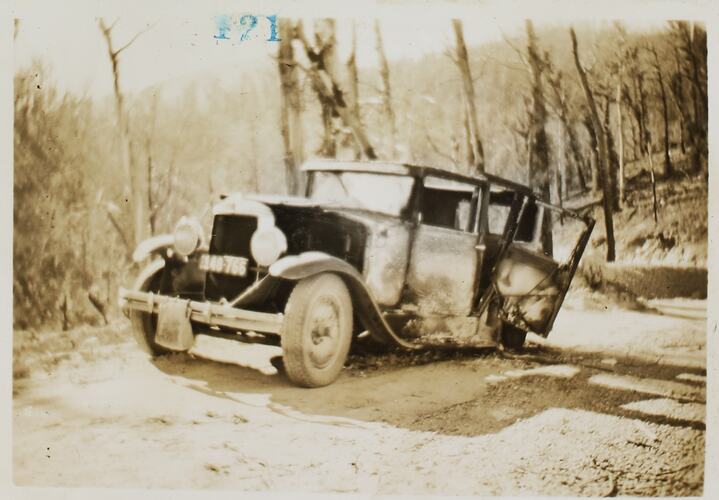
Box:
<box><xmin>203</xmin><ymin>214</ymin><xmax>258</xmax><ymax>302</ymax></box>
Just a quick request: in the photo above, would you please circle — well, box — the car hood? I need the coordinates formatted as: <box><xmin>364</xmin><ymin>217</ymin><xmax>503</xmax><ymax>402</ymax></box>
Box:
<box><xmin>242</xmin><ymin>193</ymin><xmax>405</xmax><ymax>232</ymax></box>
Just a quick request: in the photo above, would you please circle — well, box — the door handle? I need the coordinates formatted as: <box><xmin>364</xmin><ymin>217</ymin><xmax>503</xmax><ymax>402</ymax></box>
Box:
<box><xmin>475</xmin><ymin>244</ymin><xmax>486</xmax><ymax>251</ymax></box>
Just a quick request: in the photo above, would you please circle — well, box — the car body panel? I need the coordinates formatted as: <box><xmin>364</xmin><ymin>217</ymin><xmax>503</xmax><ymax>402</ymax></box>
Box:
<box><xmin>269</xmin><ymin>251</ymin><xmax>419</xmax><ymax>349</ymax></box>
<box><xmin>404</xmin><ymin>224</ymin><xmax>478</xmax><ymax>316</ymax></box>
<box><xmin>490</xmin><ymin>203</ymin><xmax>595</xmax><ymax>337</ymax></box>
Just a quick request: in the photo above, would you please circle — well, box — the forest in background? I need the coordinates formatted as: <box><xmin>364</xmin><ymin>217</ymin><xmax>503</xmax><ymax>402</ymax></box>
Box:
<box><xmin>13</xmin><ymin>19</ymin><xmax>708</xmax><ymax>330</ymax></box>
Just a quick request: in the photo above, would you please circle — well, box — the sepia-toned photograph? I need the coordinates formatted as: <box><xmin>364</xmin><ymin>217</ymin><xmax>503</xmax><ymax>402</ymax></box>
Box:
<box><xmin>5</xmin><ymin>0</ymin><xmax>715</xmax><ymax>497</ymax></box>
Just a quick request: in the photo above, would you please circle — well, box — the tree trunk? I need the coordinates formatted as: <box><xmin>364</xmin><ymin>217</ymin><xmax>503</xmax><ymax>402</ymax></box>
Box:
<box><xmin>99</xmin><ymin>19</ymin><xmax>149</xmax><ymax>252</ymax></box>
<box><xmin>375</xmin><ymin>20</ymin><xmax>397</xmax><ymax>158</ymax></box>
<box><xmin>545</xmin><ymin>61</ymin><xmax>587</xmax><ymax>193</ymax></box>
<box><xmin>650</xmin><ymin>47</ymin><xmax>673</xmax><ymax>178</ymax></box>
<box><xmin>602</xmin><ymin>97</ymin><xmax>620</xmax><ymax>212</ymax></box>
<box><xmin>616</xmin><ymin>77</ymin><xmax>625</xmax><ymax>207</ymax></box>
<box><xmin>526</xmin><ymin>21</ymin><xmax>552</xmax><ymax>254</ymax></box>
<box><xmin>571</xmin><ymin>28</ymin><xmax>615</xmax><ymax>262</ymax></box>
<box><xmin>346</xmin><ymin>22</ymin><xmax>361</xmax><ymax>160</ymax></box>
<box><xmin>313</xmin><ymin>19</ymin><xmax>339</xmax><ymax>157</ymax></box>
<box><xmin>635</xmin><ymin>72</ymin><xmax>649</xmax><ymax>156</ymax></box>
<box><xmin>626</xmin><ymin>99</ymin><xmax>642</xmax><ymax>161</ymax></box>
<box><xmin>295</xmin><ymin>20</ymin><xmax>377</xmax><ymax>160</ymax></box>
<box><xmin>452</xmin><ymin>19</ymin><xmax>484</xmax><ymax>173</ymax></box>
<box><xmin>676</xmin><ymin>22</ymin><xmax>707</xmax><ymax>173</ymax></box>
<box><xmin>583</xmin><ymin>113</ymin><xmax>599</xmax><ymax>195</ymax></box>
<box><xmin>277</xmin><ymin>19</ymin><xmax>304</xmax><ymax>194</ymax></box>
<box><xmin>669</xmin><ymin>48</ymin><xmax>687</xmax><ymax>155</ymax></box>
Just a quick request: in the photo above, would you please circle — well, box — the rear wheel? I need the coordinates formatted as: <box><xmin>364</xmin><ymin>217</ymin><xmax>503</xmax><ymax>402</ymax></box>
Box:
<box><xmin>281</xmin><ymin>273</ymin><xmax>353</xmax><ymax>388</ymax></box>
<box><xmin>130</xmin><ymin>264</ymin><xmax>171</xmax><ymax>357</ymax></box>
<box><xmin>500</xmin><ymin>322</ymin><xmax>527</xmax><ymax>351</ymax></box>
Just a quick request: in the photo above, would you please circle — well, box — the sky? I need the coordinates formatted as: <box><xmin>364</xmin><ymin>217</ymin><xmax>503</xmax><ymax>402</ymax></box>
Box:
<box><xmin>11</xmin><ymin>0</ymin><xmax>704</xmax><ymax>100</ymax></box>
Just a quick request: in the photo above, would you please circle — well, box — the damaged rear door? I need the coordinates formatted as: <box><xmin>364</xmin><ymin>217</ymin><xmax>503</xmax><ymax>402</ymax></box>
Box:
<box><xmin>487</xmin><ymin>197</ymin><xmax>595</xmax><ymax>337</ymax></box>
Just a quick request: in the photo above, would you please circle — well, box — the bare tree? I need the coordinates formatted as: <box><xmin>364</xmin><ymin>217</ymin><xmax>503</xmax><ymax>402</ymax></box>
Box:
<box><xmin>649</xmin><ymin>45</ymin><xmax>673</xmax><ymax>178</ymax></box>
<box><xmin>544</xmin><ymin>58</ymin><xmax>588</xmax><ymax>193</ymax></box>
<box><xmin>375</xmin><ymin>20</ymin><xmax>397</xmax><ymax>157</ymax></box>
<box><xmin>600</xmin><ymin>92</ymin><xmax>621</xmax><ymax>212</ymax></box>
<box><xmin>671</xmin><ymin>21</ymin><xmax>707</xmax><ymax>173</ymax></box>
<box><xmin>137</xmin><ymin>93</ymin><xmax>174</xmax><ymax>235</ymax></box>
<box><xmin>612</xmin><ymin>25</ymin><xmax>627</xmax><ymax>207</ymax></box>
<box><xmin>525</xmin><ymin>21</ymin><xmax>552</xmax><ymax>253</ymax></box>
<box><xmin>623</xmin><ymin>46</ymin><xmax>650</xmax><ymax>159</ymax></box>
<box><xmin>346</xmin><ymin>22</ymin><xmax>361</xmax><ymax>159</ymax></box>
<box><xmin>277</xmin><ymin>19</ymin><xmax>304</xmax><ymax>194</ymax></box>
<box><xmin>311</xmin><ymin>19</ymin><xmax>340</xmax><ymax>157</ymax></box>
<box><xmin>571</xmin><ymin>28</ymin><xmax>615</xmax><ymax>262</ymax></box>
<box><xmin>294</xmin><ymin>20</ymin><xmax>377</xmax><ymax>160</ymax></box>
<box><xmin>99</xmin><ymin>18</ymin><xmax>153</xmax><ymax>252</ymax></box>
<box><xmin>668</xmin><ymin>47</ymin><xmax>687</xmax><ymax>155</ymax></box>
<box><xmin>451</xmin><ymin>19</ymin><xmax>485</xmax><ymax>173</ymax></box>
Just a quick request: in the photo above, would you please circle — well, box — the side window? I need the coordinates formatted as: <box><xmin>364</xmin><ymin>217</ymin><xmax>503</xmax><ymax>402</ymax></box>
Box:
<box><xmin>515</xmin><ymin>198</ymin><xmax>539</xmax><ymax>242</ymax></box>
<box><xmin>487</xmin><ymin>189</ymin><xmax>514</xmax><ymax>235</ymax></box>
<box><xmin>421</xmin><ymin>177</ymin><xmax>478</xmax><ymax>232</ymax></box>
<box><xmin>514</xmin><ymin>197</ymin><xmax>547</xmax><ymax>252</ymax></box>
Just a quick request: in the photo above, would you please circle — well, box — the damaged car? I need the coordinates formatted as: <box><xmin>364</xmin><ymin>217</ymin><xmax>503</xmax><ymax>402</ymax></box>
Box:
<box><xmin>119</xmin><ymin>160</ymin><xmax>594</xmax><ymax>387</ymax></box>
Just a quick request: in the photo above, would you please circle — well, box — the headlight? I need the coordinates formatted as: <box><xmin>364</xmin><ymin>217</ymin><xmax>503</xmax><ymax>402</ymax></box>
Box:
<box><xmin>250</xmin><ymin>226</ymin><xmax>287</xmax><ymax>266</ymax></box>
<box><xmin>173</xmin><ymin>217</ymin><xmax>203</xmax><ymax>257</ymax></box>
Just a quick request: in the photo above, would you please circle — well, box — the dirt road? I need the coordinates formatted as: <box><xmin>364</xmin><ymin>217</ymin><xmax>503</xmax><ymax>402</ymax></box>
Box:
<box><xmin>13</xmin><ymin>301</ymin><xmax>706</xmax><ymax>495</ymax></box>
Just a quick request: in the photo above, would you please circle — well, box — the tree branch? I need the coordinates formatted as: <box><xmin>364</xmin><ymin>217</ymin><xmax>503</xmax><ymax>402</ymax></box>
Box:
<box><xmin>114</xmin><ymin>22</ymin><xmax>155</xmax><ymax>56</ymax></box>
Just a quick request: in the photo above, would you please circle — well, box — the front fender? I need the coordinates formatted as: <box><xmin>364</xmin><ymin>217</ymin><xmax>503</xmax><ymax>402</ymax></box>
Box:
<box><xmin>269</xmin><ymin>252</ymin><xmax>418</xmax><ymax>350</ymax></box>
<box><xmin>132</xmin><ymin>234</ymin><xmax>175</xmax><ymax>263</ymax></box>
<box><xmin>132</xmin><ymin>258</ymin><xmax>166</xmax><ymax>291</ymax></box>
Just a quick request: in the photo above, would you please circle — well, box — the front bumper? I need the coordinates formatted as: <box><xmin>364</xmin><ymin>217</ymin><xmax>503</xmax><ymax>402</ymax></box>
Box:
<box><xmin>119</xmin><ymin>288</ymin><xmax>283</xmax><ymax>334</ymax></box>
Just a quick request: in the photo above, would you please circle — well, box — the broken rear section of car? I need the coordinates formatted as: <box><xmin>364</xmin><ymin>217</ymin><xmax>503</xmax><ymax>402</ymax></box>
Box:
<box><xmin>119</xmin><ymin>160</ymin><xmax>594</xmax><ymax>387</ymax></box>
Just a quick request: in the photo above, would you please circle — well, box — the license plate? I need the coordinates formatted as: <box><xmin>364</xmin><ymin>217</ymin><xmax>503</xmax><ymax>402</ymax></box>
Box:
<box><xmin>199</xmin><ymin>254</ymin><xmax>249</xmax><ymax>277</ymax></box>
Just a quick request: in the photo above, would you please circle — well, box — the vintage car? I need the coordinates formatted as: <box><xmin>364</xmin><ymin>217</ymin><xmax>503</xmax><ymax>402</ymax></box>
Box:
<box><xmin>119</xmin><ymin>160</ymin><xmax>594</xmax><ymax>387</ymax></box>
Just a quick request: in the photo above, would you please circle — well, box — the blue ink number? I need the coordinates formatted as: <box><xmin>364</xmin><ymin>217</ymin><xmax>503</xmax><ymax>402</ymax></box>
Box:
<box><xmin>213</xmin><ymin>14</ymin><xmax>232</xmax><ymax>40</ymax></box>
<box><xmin>239</xmin><ymin>15</ymin><xmax>258</xmax><ymax>41</ymax></box>
<box><xmin>266</xmin><ymin>15</ymin><xmax>280</xmax><ymax>42</ymax></box>
<box><xmin>213</xmin><ymin>14</ymin><xmax>281</xmax><ymax>42</ymax></box>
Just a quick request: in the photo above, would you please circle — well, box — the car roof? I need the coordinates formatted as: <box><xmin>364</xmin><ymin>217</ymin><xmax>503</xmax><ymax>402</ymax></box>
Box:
<box><xmin>301</xmin><ymin>159</ymin><xmax>534</xmax><ymax>196</ymax></box>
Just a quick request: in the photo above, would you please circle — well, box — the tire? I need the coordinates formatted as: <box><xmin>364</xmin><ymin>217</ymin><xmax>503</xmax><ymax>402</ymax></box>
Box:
<box><xmin>130</xmin><ymin>266</ymin><xmax>171</xmax><ymax>357</ymax></box>
<box><xmin>500</xmin><ymin>322</ymin><xmax>527</xmax><ymax>351</ymax></box>
<box><xmin>280</xmin><ymin>273</ymin><xmax>353</xmax><ymax>388</ymax></box>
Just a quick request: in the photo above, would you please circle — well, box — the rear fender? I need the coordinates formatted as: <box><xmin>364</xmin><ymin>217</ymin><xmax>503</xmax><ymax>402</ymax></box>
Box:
<box><xmin>269</xmin><ymin>252</ymin><xmax>418</xmax><ymax>349</ymax></box>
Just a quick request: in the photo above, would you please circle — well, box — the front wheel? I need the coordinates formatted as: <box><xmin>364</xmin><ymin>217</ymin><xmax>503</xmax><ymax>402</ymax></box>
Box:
<box><xmin>281</xmin><ymin>273</ymin><xmax>353</xmax><ymax>388</ymax></box>
<box><xmin>130</xmin><ymin>263</ymin><xmax>171</xmax><ymax>357</ymax></box>
<box><xmin>500</xmin><ymin>322</ymin><xmax>527</xmax><ymax>351</ymax></box>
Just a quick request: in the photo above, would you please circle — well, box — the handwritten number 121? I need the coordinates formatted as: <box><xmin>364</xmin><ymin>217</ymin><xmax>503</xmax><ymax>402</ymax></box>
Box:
<box><xmin>214</xmin><ymin>14</ymin><xmax>280</xmax><ymax>42</ymax></box>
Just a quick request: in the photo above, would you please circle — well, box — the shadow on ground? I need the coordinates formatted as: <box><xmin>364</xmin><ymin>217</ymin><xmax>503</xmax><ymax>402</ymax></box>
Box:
<box><xmin>151</xmin><ymin>341</ymin><xmax>706</xmax><ymax>438</ymax></box>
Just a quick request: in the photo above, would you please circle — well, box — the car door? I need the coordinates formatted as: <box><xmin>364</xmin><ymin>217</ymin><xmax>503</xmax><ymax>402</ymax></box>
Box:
<box><xmin>488</xmin><ymin>198</ymin><xmax>595</xmax><ymax>337</ymax></box>
<box><xmin>402</xmin><ymin>176</ymin><xmax>480</xmax><ymax>316</ymax></box>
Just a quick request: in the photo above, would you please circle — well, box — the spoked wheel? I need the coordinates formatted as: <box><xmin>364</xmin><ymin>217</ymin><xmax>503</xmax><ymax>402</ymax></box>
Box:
<box><xmin>281</xmin><ymin>273</ymin><xmax>353</xmax><ymax>388</ymax></box>
<box><xmin>500</xmin><ymin>322</ymin><xmax>528</xmax><ymax>351</ymax></box>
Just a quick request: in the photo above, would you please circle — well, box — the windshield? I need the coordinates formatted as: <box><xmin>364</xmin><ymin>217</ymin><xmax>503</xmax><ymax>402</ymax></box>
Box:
<box><xmin>308</xmin><ymin>171</ymin><xmax>415</xmax><ymax>217</ymax></box>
